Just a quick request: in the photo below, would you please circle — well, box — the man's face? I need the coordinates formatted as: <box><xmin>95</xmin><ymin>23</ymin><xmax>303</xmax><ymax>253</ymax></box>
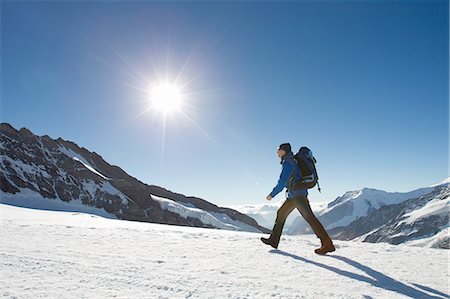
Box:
<box><xmin>277</xmin><ymin>149</ymin><xmax>286</xmax><ymax>158</ymax></box>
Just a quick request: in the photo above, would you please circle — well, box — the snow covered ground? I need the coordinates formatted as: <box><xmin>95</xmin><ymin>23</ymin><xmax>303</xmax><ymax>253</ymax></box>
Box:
<box><xmin>1</xmin><ymin>204</ymin><xmax>449</xmax><ymax>299</ymax></box>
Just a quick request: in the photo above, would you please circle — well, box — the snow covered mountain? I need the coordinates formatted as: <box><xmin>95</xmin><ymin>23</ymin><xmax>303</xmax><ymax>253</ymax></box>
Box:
<box><xmin>432</xmin><ymin>177</ymin><xmax>450</xmax><ymax>186</ymax></box>
<box><xmin>288</xmin><ymin>182</ymin><xmax>449</xmax><ymax>248</ymax></box>
<box><xmin>331</xmin><ymin>183</ymin><xmax>449</xmax><ymax>248</ymax></box>
<box><xmin>2</xmin><ymin>203</ymin><xmax>449</xmax><ymax>299</ymax></box>
<box><xmin>0</xmin><ymin>123</ymin><xmax>269</xmax><ymax>233</ymax></box>
<box><xmin>288</xmin><ymin>185</ymin><xmax>436</xmax><ymax>234</ymax></box>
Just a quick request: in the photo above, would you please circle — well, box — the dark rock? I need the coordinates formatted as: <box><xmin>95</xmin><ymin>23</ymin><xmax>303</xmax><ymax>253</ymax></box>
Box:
<box><xmin>0</xmin><ymin>173</ymin><xmax>20</xmax><ymax>194</ymax></box>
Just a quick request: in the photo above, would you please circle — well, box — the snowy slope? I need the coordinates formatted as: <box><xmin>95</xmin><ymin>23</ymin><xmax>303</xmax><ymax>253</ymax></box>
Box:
<box><xmin>432</xmin><ymin>177</ymin><xmax>450</xmax><ymax>187</ymax></box>
<box><xmin>361</xmin><ymin>184</ymin><xmax>449</xmax><ymax>247</ymax></box>
<box><xmin>2</xmin><ymin>204</ymin><xmax>449</xmax><ymax>299</ymax></box>
<box><xmin>58</xmin><ymin>145</ymin><xmax>110</xmax><ymax>180</ymax></box>
<box><xmin>289</xmin><ymin>186</ymin><xmax>435</xmax><ymax>234</ymax></box>
<box><xmin>405</xmin><ymin>228</ymin><xmax>450</xmax><ymax>249</ymax></box>
<box><xmin>152</xmin><ymin>195</ymin><xmax>261</xmax><ymax>232</ymax></box>
<box><xmin>0</xmin><ymin>185</ymin><xmax>263</xmax><ymax>234</ymax></box>
<box><xmin>0</xmin><ymin>188</ymin><xmax>116</xmax><ymax>219</ymax></box>
<box><xmin>400</xmin><ymin>194</ymin><xmax>449</xmax><ymax>226</ymax></box>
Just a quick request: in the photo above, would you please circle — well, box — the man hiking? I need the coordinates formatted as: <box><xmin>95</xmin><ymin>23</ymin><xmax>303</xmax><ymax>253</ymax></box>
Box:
<box><xmin>261</xmin><ymin>143</ymin><xmax>336</xmax><ymax>255</ymax></box>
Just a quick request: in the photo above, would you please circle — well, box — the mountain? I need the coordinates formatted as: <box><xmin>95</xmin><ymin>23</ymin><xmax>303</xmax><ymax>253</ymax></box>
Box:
<box><xmin>288</xmin><ymin>185</ymin><xmax>435</xmax><ymax>235</ymax></box>
<box><xmin>331</xmin><ymin>183</ymin><xmax>449</xmax><ymax>248</ymax></box>
<box><xmin>288</xmin><ymin>181</ymin><xmax>449</xmax><ymax>248</ymax></box>
<box><xmin>432</xmin><ymin>177</ymin><xmax>450</xmax><ymax>186</ymax></box>
<box><xmin>3</xmin><ymin>203</ymin><xmax>449</xmax><ymax>299</ymax></box>
<box><xmin>0</xmin><ymin>123</ymin><xmax>269</xmax><ymax>233</ymax></box>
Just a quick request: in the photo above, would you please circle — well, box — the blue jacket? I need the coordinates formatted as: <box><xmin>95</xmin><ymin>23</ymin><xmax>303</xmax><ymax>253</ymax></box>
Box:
<box><xmin>270</xmin><ymin>151</ymin><xmax>308</xmax><ymax>199</ymax></box>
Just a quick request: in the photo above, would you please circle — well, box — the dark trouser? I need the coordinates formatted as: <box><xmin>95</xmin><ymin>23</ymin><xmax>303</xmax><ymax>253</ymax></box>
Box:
<box><xmin>271</xmin><ymin>196</ymin><xmax>331</xmax><ymax>247</ymax></box>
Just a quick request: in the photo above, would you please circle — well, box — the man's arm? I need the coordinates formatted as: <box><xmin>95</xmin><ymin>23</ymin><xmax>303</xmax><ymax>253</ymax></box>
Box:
<box><xmin>269</xmin><ymin>162</ymin><xmax>292</xmax><ymax>198</ymax></box>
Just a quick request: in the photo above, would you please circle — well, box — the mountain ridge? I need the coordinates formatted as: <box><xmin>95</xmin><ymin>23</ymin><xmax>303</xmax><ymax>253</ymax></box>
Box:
<box><xmin>329</xmin><ymin>183</ymin><xmax>449</xmax><ymax>248</ymax></box>
<box><xmin>0</xmin><ymin>123</ymin><xmax>269</xmax><ymax>233</ymax></box>
<box><xmin>288</xmin><ymin>184</ymin><xmax>437</xmax><ymax>235</ymax></box>
<box><xmin>286</xmin><ymin>181</ymin><xmax>449</xmax><ymax>248</ymax></box>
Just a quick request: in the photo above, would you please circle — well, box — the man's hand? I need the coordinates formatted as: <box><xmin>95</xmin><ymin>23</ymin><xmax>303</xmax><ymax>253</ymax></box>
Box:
<box><xmin>266</xmin><ymin>195</ymin><xmax>273</xmax><ymax>201</ymax></box>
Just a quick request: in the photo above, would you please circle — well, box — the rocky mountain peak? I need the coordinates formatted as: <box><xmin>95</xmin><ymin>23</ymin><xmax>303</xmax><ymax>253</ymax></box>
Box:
<box><xmin>0</xmin><ymin>123</ymin><xmax>19</xmax><ymax>138</ymax></box>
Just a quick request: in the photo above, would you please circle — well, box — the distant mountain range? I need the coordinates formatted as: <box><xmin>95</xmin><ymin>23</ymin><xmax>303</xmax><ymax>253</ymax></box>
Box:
<box><xmin>289</xmin><ymin>185</ymin><xmax>436</xmax><ymax>233</ymax></box>
<box><xmin>288</xmin><ymin>181</ymin><xmax>449</xmax><ymax>249</ymax></box>
<box><xmin>234</xmin><ymin>180</ymin><xmax>449</xmax><ymax>249</ymax></box>
<box><xmin>0</xmin><ymin>123</ymin><xmax>269</xmax><ymax>233</ymax></box>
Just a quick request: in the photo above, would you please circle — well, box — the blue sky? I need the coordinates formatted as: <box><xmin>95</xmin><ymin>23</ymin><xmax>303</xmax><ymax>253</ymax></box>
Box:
<box><xmin>2</xmin><ymin>1</ymin><xmax>448</xmax><ymax>207</ymax></box>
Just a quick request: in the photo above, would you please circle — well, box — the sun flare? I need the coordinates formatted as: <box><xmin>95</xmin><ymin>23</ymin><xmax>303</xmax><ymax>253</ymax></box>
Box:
<box><xmin>150</xmin><ymin>82</ymin><xmax>183</xmax><ymax>113</ymax></box>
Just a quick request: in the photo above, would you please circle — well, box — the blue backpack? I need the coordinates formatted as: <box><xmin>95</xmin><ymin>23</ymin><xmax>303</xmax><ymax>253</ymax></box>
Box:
<box><xmin>293</xmin><ymin>147</ymin><xmax>321</xmax><ymax>192</ymax></box>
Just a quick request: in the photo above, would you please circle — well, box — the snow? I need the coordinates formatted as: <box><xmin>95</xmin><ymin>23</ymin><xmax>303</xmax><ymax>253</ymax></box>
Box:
<box><xmin>391</xmin><ymin>229</ymin><xmax>419</xmax><ymax>238</ymax></box>
<box><xmin>400</xmin><ymin>197</ymin><xmax>450</xmax><ymax>226</ymax></box>
<box><xmin>328</xmin><ymin>214</ymin><xmax>365</xmax><ymax>230</ymax></box>
<box><xmin>1</xmin><ymin>204</ymin><xmax>449</xmax><ymax>299</ymax></box>
<box><xmin>0</xmin><ymin>188</ymin><xmax>115</xmax><ymax>219</ymax></box>
<box><xmin>405</xmin><ymin>228</ymin><xmax>450</xmax><ymax>249</ymax></box>
<box><xmin>325</xmin><ymin>187</ymin><xmax>436</xmax><ymax>212</ymax></box>
<box><xmin>81</xmin><ymin>179</ymin><xmax>129</xmax><ymax>205</ymax></box>
<box><xmin>152</xmin><ymin>195</ymin><xmax>261</xmax><ymax>232</ymax></box>
<box><xmin>58</xmin><ymin>145</ymin><xmax>109</xmax><ymax>180</ymax></box>
<box><xmin>432</xmin><ymin>177</ymin><xmax>450</xmax><ymax>187</ymax></box>
<box><xmin>0</xmin><ymin>171</ymin><xmax>262</xmax><ymax>233</ymax></box>
<box><xmin>73</xmin><ymin>157</ymin><xmax>109</xmax><ymax>180</ymax></box>
<box><xmin>98</xmin><ymin>181</ymin><xmax>130</xmax><ymax>205</ymax></box>
<box><xmin>1</xmin><ymin>155</ymin><xmax>51</xmax><ymax>181</ymax></box>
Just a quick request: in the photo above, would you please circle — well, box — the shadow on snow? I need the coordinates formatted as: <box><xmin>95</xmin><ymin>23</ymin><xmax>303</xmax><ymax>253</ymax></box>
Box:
<box><xmin>270</xmin><ymin>249</ymin><xmax>449</xmax><ymax>299</ymax></box>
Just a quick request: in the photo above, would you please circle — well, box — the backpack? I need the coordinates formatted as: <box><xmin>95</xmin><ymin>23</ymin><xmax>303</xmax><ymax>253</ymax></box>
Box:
<box><xmin>293</xmin><ymin>147</ymin><xmax>321</xmax><ymax>192</ymax></box>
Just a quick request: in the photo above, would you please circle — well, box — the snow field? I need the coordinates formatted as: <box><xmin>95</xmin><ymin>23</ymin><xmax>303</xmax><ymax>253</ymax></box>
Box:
<box><xmin>1</xmin><ymin>204</ymin><xmax>449</xmax><ymax>299</ymax></box>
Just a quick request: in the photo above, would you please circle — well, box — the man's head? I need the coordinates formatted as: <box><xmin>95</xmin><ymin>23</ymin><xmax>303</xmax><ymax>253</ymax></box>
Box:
<box><xmin>277</xmin><ymin>143</ymin><xmax>291</xmax><ymax>158</ymax></box>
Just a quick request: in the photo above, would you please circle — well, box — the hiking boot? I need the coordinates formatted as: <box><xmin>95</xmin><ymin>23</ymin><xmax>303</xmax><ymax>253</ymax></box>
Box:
<box><xmin>314</xmin><ymin>240</ymin><xmax>335</xmax><ymax>255</ymax></box>
<box><xmin>261</xmin><ymin>237</ymin><xmax>278</xmax><ymax>249</ymax></box>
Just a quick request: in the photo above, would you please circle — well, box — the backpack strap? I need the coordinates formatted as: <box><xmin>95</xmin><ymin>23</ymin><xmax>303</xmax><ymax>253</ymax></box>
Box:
<box><xmin>287</xmin><ymin>158</ymin><xmax>304</xmax><ymax>191</ymax></box>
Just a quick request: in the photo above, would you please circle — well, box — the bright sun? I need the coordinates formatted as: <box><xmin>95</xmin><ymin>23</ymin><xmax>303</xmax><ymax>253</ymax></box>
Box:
<box><xmin>150</xmin><ymin>82</ymin><xmax>183</xmax><ymax>113</ymax></box>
